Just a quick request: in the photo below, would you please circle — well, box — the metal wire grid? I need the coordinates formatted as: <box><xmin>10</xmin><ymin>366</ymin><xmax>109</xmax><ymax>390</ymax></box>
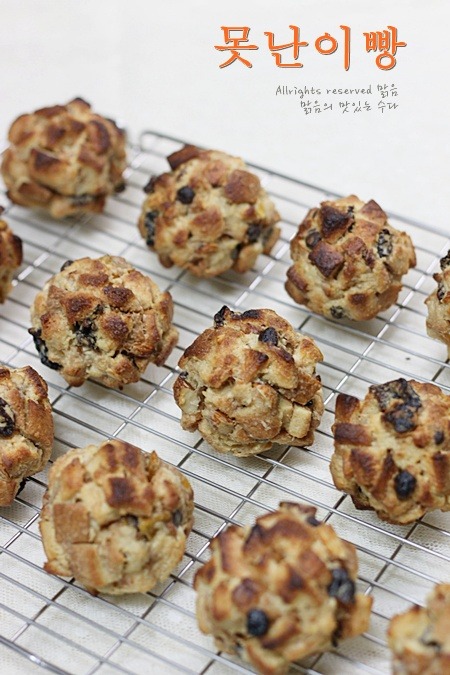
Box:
<box><xmin>0</xmin><ymin>129</ymin><xmax>449</xmax><ymax>675</ymax></box>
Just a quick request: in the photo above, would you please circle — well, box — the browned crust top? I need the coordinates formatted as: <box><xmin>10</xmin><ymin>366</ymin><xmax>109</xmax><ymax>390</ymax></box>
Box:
<box><xmin>286</xmin><ymin>195</ymin><xmax>416</xmax><ymax>321</ymax></box>
<box><xmin>0</xmin><ymin>365</ymin><xmax>54</xmax><ymax>506</ymax></box>
<box><xmin>39</xmin><ymin>440</ymin><xmax>194</xmax><ymax>594</ymax></box>
<box><xmin>194</xmin><ymin>502</ymin><xmax>372</xmax><ymax>674</ymax></box>
<box><xmin>331</xmin><ymin>378</ymin><xmax>450</xmax><ymax>524</ymax></box>
<box><xmin>138</xmin><ymin>146</ymin><xmax>280</xmax><ymax>278</ymax></box>
<box><xmin>2</xmin><ymin>98</ymin><xmax>127</xmax><ymax>218</ymax></box>
<box><xmin>29</xmin><ymin>255</ymin><xmax>178</xmax><ymax>388</ymax></box>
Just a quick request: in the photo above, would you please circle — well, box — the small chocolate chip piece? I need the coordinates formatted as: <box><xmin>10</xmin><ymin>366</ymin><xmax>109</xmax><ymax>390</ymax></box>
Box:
<box><xmin>306</xmin><ymin>515</ymin><xmax>321</xmax><ymax>527</ymax></box>
<box><xmin>176</xmin><ymin>186</ymin><xmax>195</xmax><ymax>204</ymax></box>
<box><xmin>215</xmin><ymin>307</ymin><xmax>261</xmax><ymax>325</ymax></box>
<box><xmin>305</xmin><ymin>229</ymin><xmax>321</xmax><ymax>249</ymax></box>
<box><xmin>437</xmin><ymin>281</ymin><xmax>446</xmax><ymax>302</ymax></box>
<box><xmin>144</xmin><ymin>210</ymin><xmax>159</xmax><ymax>247</ymax></box>
<box><xmin>28</xmin><ymin>328</ymin><xmax>61</xmax><ymax>370</ymax></box>
<box><xmin>371</xmin><ymin>379</ymin><xmax>421</xmax><ymax>414</ymax></box>
<box><xmin>179</xmin><ymin>370</ymin><xmax>188</xmax><ymax>379</ymax></box>
<box><xmin>143</xmin><ymin>176</ymin><xmax>157</xmax><ymax>194</ymax></box>
<box><xmin>394</xmin><ymin>470</ymin><xmax>417</xmax><ymax>499</ymax></box>
<box><xmin>72</xmin><ymin>194</ymin><xmax>93</xmax><ymax>206</ymax></box>
<box><xmin>247</xmin><ymin>223</ymin><xmax>262</xmax><ymax>243</ymax></box>
<box><xmin>384</xmin><ymin>406</ymin><xmax>418</xmax><ymax>433</ymax></box>
<box><xmin>434</xmin><ymin>430</ymin><xmax>445</xmax><ymax>445</ymax></box>
<box><xmin>16</xmin><ymin>478</ymin><xmax>27</xmax><ymax>495</ymax></box>
<box><xmin>371</xmin><ymin>380</ymin><xmax>407</xmax><ymax>411</ymax></box>
<box><xmin>214</xmin><ymin>305</ymin><xmax>229</xmax><ymax>327</ymax></box>
<box><xmin>231</xmin><ymin>244</ymin><xmax>242</xmax><ymax>261</ymax></box>
<box><xmin>60</xmin><ymin>260</ymin><xmax>74</xmax><ymax>272</ymax></box>
<box><xmin>75</xmin><ymin>318</ymin><xmax>97</xmax><ymax>349</ymax></box>
<box><xmin>172</xmin><ymin>509</ymin><xmax>183</xmax><ymax>527</ymax></box>
<box><xmin>327</xmin><ymin>568</ymin><xmax>355</xmax><ymax>604</ymax></box>
<box><xmin>377</xmin><ymin>228</ymin><xmax>393</xmax><ymax>258</ymax></box>
<box><xmin>247</xmin><ymin>609</ymin><xmax>269</xmax><ymax>636</ymax></box>
<box><xmin>440</xmin><ymin>251</ymin><xmax>450</xmax><ymax>270</ymax></box>
<box><xmin>330</xmin><ymin>306</ymin><xmax>345</xmax><ymax>319</ymax></box>
<box><xmin>331</xmin><ymin>629</ymin><xmax>341</xmax><ymax>648</ymax></box>
<box><xmin>114</xmin><ymin>182</ymin><xmax>126</xmax><ymax>194</ymax></box>
<box><xmin>258</xmin><ymin>327</ymin><xmax>278</xmax><ymax>346</ymax></box>
<box><xmin>0</xmin><ymin>396</ymin><xmax>15</xmax><ymax>437</ymax></box>
<box><xmin>422</xmin><ymin>639</ymin><xmax>442</xmax><ymax>651</ymax></box>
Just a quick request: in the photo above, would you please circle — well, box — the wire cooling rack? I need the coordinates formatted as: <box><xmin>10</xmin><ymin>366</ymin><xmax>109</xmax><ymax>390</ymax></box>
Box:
<box><xmin>0</xmin><ymin>130</ymin><xmax>449</xmax><ymax>675</ymax></box>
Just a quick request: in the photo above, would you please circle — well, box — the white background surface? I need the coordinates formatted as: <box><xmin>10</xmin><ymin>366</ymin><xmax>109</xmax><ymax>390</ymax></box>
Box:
<box><xmin>0</xmin><ymin>0</ymin><xmax>449</xmax><ymax>230</ymax></box>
